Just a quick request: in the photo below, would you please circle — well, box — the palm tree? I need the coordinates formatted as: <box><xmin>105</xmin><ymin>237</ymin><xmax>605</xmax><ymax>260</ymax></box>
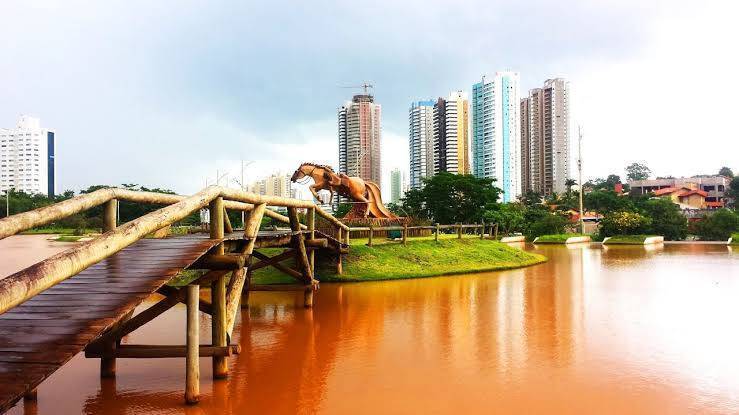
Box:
<box><xmin>565</xmin><ymin>179</ymin><xmax>577</xmax><ymax>202</ymax></box>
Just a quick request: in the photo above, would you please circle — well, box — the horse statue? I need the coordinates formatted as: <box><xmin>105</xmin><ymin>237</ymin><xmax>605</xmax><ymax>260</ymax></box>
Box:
<box><xmin>290</xmin><ymin>162</ymin><xmax>398</xmax><ymax>219</ymax></box>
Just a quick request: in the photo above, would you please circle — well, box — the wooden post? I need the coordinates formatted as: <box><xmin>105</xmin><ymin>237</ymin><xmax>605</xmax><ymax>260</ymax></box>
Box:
<box><xmin>100</xmin><ymin>340</ymin><xmax>116</xmax><ymax>378</ymax></box>
<box><xmin>457</xmin><ymin>223</ymin><xmax>462</xmax><ymax>239</ymax></box>
<box><xmin>480</xmin><ymin>221</ymin><xmax>485</xmax><ymax>239</ymax></box>
<box><xmin>210</xmin><ymin>197</ymin><xmax>225</xmax><ymax>255</ymax></box>
<box><xmin>344</xmin><ymin>226</ymin><xmax>350</xmax><ymax>245</ymax></box>
<box><xmin>402</xmin><ymin>223</ymin><xmax>407</xmax><ymax>245</ymax></box>
<box><xmin>24</xmin><ymin>388</ymin><xmax>37</xmax><ymax>401</ymax></box>
<box><xmin>367</xmin><ymin>224</ymin><xmax>373</xmax><ymax>247</ymax></box>
<box><xmin>103</xmin><ymin>199</ymin><xmax>117</xmax><ymax>232</ymax></box>
<box><xmin>185</xmin><ymin>284</ymin><xmax>200</xmax><ymax>405</ymax></box>
<box><xmin>336</xmin><ymin>228</ymin><xmax>344</xmax><ymax>275</ymax></box>
<box><xmin>208</xmin><ymin>197</ymin><xmax>227</xmax><ymax>379</ymax></box>
<box><xmin>304</xmin><ymin>286</ymin><xmax>314</xmax><ymax>308</ymax></box>
<box><xmin>211</xmin><ymin>275</ymin><xmax>227</xmax><ymax>379</ymax></box>
<box><xmin>307</xmin><ymin>207</ymin><xmax>315</xmax><ymax>271</ymax></box>
<box><xmin>435</xmin><ymin>223</ymin><xmax>439</xmax><ymax>242</ymax></box>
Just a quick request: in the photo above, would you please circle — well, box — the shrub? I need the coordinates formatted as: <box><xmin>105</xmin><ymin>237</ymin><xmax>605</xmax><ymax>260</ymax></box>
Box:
<box><xmin>640</xmin><ymin>198</ymin><xmax>688</xmax><ymax>240</ymax></box>
<box><xmin>524</xmin><ymin>208</ymin><xmax>569</xmax><ymax>239</ymax></box>
<box><xmin>599</xmin><ymin>211</ymin><xmax>651</xmax><ymax>236</ymax></box>
<box><xmin>693</xmin><ymin>209</ymin><xmax>739</xmax><ymax>241</ymax></box>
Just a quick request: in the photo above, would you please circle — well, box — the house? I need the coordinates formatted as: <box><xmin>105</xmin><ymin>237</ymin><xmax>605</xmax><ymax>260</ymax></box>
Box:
<box><xmin>653</xmin><ymin>186</ymin><xmax>708</xmax><ymax>209</ymax></box>
<box><xmin>629</xmin><ymin>175</ymin><xmax>730</xmax><ymax>207</ymax></box>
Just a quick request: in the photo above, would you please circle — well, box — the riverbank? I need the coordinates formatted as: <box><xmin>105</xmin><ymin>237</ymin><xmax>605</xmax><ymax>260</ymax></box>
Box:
<box><xmin>251</xmin><ymin>238</ymin><xmax>546</xmax><ymax>284</ymax></box>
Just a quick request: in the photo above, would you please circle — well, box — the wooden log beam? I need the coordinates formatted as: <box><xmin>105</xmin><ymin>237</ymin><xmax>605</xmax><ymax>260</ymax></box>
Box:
<box><xmin>250</xmin><ymin>251</ymin><xmax>303</xmax><ymax>280</ymax></box>
<box><xmin>86</xmin><ymin>344</ymin><xmax>240</xmax><ymax>359</ymax></box>
<box><xmin>192</xmin><ymin>254</ymin><xmax>245</xmax><ymax>270</ymax></box>
<box><xmin>250</xmin><ymin>249</ymin><xmax>295</xmax><ymax>271</ymax></box>
<box><xmin>225</xmin><ymin>203</ymin><xmax>266</xmax><ymax>337</ymax></box>
<box><xmin>223</xmin><ymin>207</ymin><xmax>233</xmax><ymax>234</ymax></box>
<box><xmin>288</xmin><ymin>208</ymin><xmax>314</xmax><ymax>284</ymax></box>
<box><xmin>305</xmin><ymin>238</ymin><xmax>328</xmax><ymax>248</ymax></box>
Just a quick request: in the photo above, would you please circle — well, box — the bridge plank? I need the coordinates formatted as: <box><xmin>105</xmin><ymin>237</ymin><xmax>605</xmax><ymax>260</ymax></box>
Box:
<box><xmin>0</xmin><ymin>236</ymin><xmax>219</xmax><ymax>413</ymax></box>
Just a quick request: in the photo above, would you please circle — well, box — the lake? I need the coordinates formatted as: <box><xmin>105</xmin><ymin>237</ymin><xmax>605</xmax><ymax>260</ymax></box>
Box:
<box><xmin>2</xmin><ymin>237</ymin><xmax>738</xmax><ymax>414</ymax></box>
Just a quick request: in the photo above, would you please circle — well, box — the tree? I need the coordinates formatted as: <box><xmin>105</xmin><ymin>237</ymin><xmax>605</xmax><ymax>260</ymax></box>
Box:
<box><xmin>333</xmin><ymin>203</ymin><xmax>352</xmax><ymax>218</ymax></box>
<box><xmin>640</xmin><ymin>198</ymin><xmax>687</xmax><ymax>240</ymax></box>
<box><xmin>599</xmin><ymin>211</ymin><xmax>652</xmax><ymax>236</ymax></box>
<box><xmin>718</xmin><ymin>166</ymin><xmax>734</xmax><ymax>177</ymax></box>
<box><xmin>729</xmin><ymin>177</ymin><xmax>739</xmax><ymax>206</ymax></box>
<box><xmin>523</xmin><ymin>207</ymin><xmax>569</xmax><ymax>239</ymax></box>
<box><xmin>584</xmin><ymin>190</ymin><xmax>634</xmax><ymax>214</ymax></box>
<box><xmin>564</xmin><ymin>178</ymin><xmax>577</xmax><ymax>203</ymax></box>
<box><xmin>625</xmin><ymin>162</ymin><xmax>651</xmax><ymax>182</ymax></box>
<box><xmin>484</xmin><ymin>203</ymin><xmax>525</xmax><ymax>236</ymax></box>
<box><xmin>405</xmin><ymin>173</ymin><xmax>502</xmax><ymax>224</ymax></box>
<box><xmin>693</xmin><ymin>209</ymin><xmax>739</xmax><ymax>241</ymax></box>
<box><xmin>519</xmin><ymin>190</ymin><xmax>542</xmax><ymax>207</ymax></box>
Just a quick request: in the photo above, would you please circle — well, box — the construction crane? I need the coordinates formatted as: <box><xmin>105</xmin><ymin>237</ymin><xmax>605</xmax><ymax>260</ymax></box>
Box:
<box><xmin>339</xmin><ymin>82</ymin><xmax>374</xmax><ymax>95</ymax></box>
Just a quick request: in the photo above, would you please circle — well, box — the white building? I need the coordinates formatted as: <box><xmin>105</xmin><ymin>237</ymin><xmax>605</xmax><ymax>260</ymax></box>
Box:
<box><xmin>433</xmin><ymin>91</ymin><xmax>470</xmax><ymax>175</ymax></box>
<box><xmin>0</xmin><ymin>116</ymin><xmax>56</xmax><ymax>197</ymax></box>
<box><xmin>408</xmin><ymin>100</ymin><xmax>435</xmax><ymax>189</ymax></box>
<box><xmin>471</xmin><ymin>72</ymin><xmax>521</xmax><ymax>202</ymax></box>
<box><xmin>248</xmin><ymin>172</ymin><xmax>292</xmax><ymax>198</ymax></box>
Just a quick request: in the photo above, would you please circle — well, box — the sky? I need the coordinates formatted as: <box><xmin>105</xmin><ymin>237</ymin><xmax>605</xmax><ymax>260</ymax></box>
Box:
<box><xmin>1</xmin><ymin>0</ymin><xmax>737</xmax><ymax>197</ymax></box>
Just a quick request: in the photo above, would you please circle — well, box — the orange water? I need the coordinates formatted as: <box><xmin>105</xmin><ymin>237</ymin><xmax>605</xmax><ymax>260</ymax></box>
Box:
<box><xmin>4</xmin><ymin>240</ymin><xmax>739</xmax><ymax>414</ymax></box>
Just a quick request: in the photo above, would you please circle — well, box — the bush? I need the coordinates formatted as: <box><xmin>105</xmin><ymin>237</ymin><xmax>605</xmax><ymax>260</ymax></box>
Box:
<box><xmin>599</xmin><ymin>211</ymin><xmax>651</xmax><ymax>237</ymax></box>
<box><xmin>693</xmin><ymin>209</ymin><xmax>739</xmax><ymax>241</ymax></box>
<box><xmin>640</xmin><ymin>198</ymin><xmax>688</xmax><ymax>240</ymax></box>
<box><xmin>524</xmin><ymin>208</ymin><xmax>569</xmax><ymax>239</ymax></box>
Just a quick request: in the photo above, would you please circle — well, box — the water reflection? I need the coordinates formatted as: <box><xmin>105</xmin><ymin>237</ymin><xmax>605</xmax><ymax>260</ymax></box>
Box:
<box><xmin>6</xmin><ymin>243</ymin><xmax>739</xmax><ymax>414</ymax></box>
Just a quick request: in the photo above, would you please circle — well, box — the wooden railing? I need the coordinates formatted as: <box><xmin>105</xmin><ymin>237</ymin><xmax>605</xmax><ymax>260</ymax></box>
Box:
<box><xmin>348</xmin><ymin>222</ymin><xmax>499</xmax><ymax>246</ymax></box>
<box><xmin>0</xmin><ymin>185</ymin><xmax>347</xmax><ymax>315</ymax></box>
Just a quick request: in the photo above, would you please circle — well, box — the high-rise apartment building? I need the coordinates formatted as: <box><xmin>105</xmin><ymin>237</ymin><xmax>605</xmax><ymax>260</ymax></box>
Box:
<box><xmin>433</xmin><ymin>91</ymin><xmax>470</xmax><ymax>175</ymax></box>
<box><xmin>522</xmin><ymin>78</ymin><xmax>570</xmax><ymax>196</ymax></box>
<box><xmin>408</xmin><ymin>100</ymin><xmax>435</xmax><ymax>189</ymax></box>
<box><xmin>0</xmin><ymin>116</ymin><xmax>56</xmax><ymax>197</ymax></box>
<box><xmin>249</xmin><ymin>172</ymin><xmax>292</xmax><ymax>198</ymax></box>
<box><xmin>471</xmin><ymin>72</ymin><xmax>521</xmax><ymax>202</ymax></box>
<box><xmin>390</xmin><ymin>168</ymin><xmax>402</xmax><ymax>203</ymax></box>
<box><xmin>338</xmin><ymin>94</ymin><xmax>382</xmax><ymax>187</ymax></box>
<box><xmin>520</xmin><ymin>97</ymin><xmax>531</xmax><ymax>194</ymax></box>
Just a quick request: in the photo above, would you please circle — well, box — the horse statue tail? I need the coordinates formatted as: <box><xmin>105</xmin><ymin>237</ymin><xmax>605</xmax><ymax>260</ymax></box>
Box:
<box><xmin>364</xmin><ymin>181</ymin><xmax>398</xmax><ymax>219</ymax></box>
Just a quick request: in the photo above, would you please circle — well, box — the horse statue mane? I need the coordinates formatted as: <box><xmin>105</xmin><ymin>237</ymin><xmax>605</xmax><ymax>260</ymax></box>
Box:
<box><xmin>298</xmin><ymin>162</ymin><xmax>336</xmax><ymax>174</ymax></box>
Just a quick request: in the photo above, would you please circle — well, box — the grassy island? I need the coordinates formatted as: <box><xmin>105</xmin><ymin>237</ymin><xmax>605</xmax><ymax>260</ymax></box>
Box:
<box><xmin>603</xmin><ymin>235</ymin><xmax>663</xmax><ymax>245</ymax></box>
<box><xmin>532</xmin><ymin>234</ymin><xmax>589</xmax><ymax>244</ymax></box>
<box><xmin>251</xmin><ymin>237</ymin><xmax>546</xmax><ymax>284</ymax></box>
<box><xmin>730</xmin><ymin>233</ymin><xmax>739</xmax><ymax>245</ymax></box>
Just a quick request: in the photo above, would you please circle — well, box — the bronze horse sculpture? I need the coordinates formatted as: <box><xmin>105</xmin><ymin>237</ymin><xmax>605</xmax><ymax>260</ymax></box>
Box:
<box><xmin>290</xmin><ymin>162</ymin><xmax>398</xmax><ymax>219</ymax></box>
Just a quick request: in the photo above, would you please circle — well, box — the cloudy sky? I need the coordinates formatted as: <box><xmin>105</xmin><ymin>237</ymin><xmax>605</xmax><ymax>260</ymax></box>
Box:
<box><xmin>1</xmin><ymin>0</ymin><xmax>737</xmax><ymax>196</ymax></box>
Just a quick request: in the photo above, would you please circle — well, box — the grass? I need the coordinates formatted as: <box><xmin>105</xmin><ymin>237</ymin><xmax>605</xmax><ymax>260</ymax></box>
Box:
<box><xmin>250</xmin><ymin>238</ymin><xmax>546</xmax><ymax>283</ymax></box>
<box><xmin>533</xmin><ymin>233</ymin><xmax>585</xmax><ymax>244</ymax></box>
<box><xmin>603</xmin><ymin>235</ymin><xmax>656</xmax><ymax>245</ymax></box>
<box><xmin>731</xmin><ymin>233</ymin><xmax>739</xmax><ymax>245</ymax></box>
<box><xmin>52</xmin><ymin>235</ymin><xmax>87</xmax><ymax>242</ymax></box>
<box><xmin>21</xmin><ymin>227</ymin><xmax>99</xmax><ymax>235</ymax></box>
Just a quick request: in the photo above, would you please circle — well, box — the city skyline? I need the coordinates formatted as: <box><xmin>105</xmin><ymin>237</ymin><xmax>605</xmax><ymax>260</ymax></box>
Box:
<box><xmin>1</xmin><ymin>1</ymin><xmax>737</xmax><ymax>197</ymax></box>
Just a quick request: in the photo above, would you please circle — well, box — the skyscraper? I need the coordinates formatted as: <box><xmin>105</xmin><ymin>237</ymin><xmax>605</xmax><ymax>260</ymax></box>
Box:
<box><xmin>0</xmin><ymin>116</ymin><xmax>56</xmax><ymax>197</ymax></box>
<box><xmin>408</xmin><ymin>100</ymin><xmax>435</xmax><ymax>189</ymax></box>
<box><xmin>390</xmin><ymin>168</ymin><xmax>402</xmax><ymax>203</ymax></box>
<box><xmin>433</xmin><ymin>91</ymin><xmax>470</xmax><ymax>175</ymax></box>
<box><xmin>522</xmin><ymin>78</ymin><xmax>570</xmax><ymax>196</ymax></box>
<box><xmin>338</xmin><ymin>94</ymin><xmax>382</xmax><ymax>187</ymax></box>
<box><xmin>520</xmin><ymin>97</ymin><xmax>531</xmax><ymax>194</ymax></box>
<box><xmin>248</xmin><ymin>172</ymin><xmax>292</xmax><ymax>198</ymax></box>
<box><xmin>471</xmin><ymin>72</ymin><xmax>521</xmax><ymax>202</ymax></box>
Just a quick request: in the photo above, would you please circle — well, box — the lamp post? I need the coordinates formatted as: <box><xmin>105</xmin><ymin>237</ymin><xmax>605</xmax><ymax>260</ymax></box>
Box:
<box><xmin>577</xmin><ymin>125</ymin><xmax>585</xmax><ymax>235</ymax></box>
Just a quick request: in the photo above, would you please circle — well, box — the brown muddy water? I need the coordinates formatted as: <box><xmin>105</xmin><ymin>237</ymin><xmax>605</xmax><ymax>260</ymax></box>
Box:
<box><xmin>2</xmin><ymin>236</ymin><xmax>738</xmax><ymax>414</ymax></box>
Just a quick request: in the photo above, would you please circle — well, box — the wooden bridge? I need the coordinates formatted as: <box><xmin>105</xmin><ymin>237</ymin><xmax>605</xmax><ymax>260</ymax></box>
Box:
<box><xmin>0</xmin><ymin>186</ymin><xmax>349</xmax><ymax>412</ymax></box>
